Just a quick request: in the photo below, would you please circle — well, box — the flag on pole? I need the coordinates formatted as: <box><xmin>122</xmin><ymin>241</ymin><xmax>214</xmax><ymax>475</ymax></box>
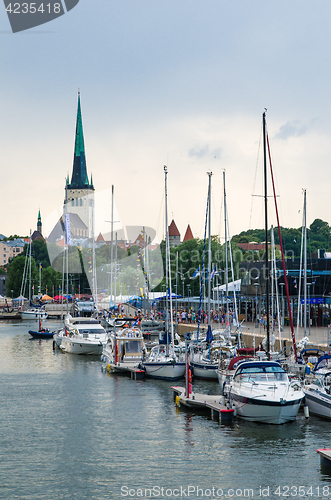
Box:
<box><xmin>210</xmin><ymin>266</ymin><xmax>217</xmax><ymax>282</ymax></box>
<box><xmin>191</xmin><ymin>266</ymin><xmax>200</xmax><ymax>278</ymax></box>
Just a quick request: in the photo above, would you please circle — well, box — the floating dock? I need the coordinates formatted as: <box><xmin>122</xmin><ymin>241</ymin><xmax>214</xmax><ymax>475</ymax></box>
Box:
<box><xmin>317</xmin><ymin>449</ymin><xmax>331</xmax><ymax>467</ymax></box>
<box><xmin>106</xmin><ymin>362</ymin><xmax>145</xmax><ymax>380</ymax></box>
<box><xmin>171</xmin><ymin>386</ymin><xmax>234</xmax><ymax>424</ymax></box>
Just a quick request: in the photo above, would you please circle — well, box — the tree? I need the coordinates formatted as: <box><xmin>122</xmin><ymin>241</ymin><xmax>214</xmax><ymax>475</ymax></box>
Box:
<box><xmin>6</xmin><ymin>254</ymin><xmax>38</xmax><ymax>298</ymax></box>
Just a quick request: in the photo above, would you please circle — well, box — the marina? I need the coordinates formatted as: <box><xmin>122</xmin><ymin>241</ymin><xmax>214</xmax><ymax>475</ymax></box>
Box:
<box><xmin>2</xmin><ymin>319</ymin><xmax>331</xmax><ymax>499</ymax></box>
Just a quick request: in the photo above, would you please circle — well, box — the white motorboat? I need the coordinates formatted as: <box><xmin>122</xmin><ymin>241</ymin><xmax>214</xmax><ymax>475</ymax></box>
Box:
<box><xmin>227</xmin><ymin>360</ymin><xmax>304</xmax><ymax>424</ymax></box>
<box><xmin>59</xmin><ymin>317</ymin><xmax>108</xmax><ymax>355</ymax></box>
<box><xmin>20</xmin><ymin>307</ymin><xmax>48</xmax><ymax>320</ymax></box>
<box><xmin>143</xmin><ymin>344</ymin><xmax>186</xmax><ymax>380</ymax></box>
<box><xmin>303</xmin><ymin>371</ymin><xmax>331</xmax><ymax>419</ymax></box>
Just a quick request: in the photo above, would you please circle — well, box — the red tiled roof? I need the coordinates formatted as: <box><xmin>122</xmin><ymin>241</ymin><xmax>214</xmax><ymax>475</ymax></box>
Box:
<box><xmin>183</xmin><ymin>224</ymin><xmax>194</xmax><ymax>242</ymax></box>
<box><xmin>96</xmin><ymin>232</ymin><xmax>105</xmax><ymax>243</ymax></box>
<box><xmin>168</xmin><ymin>220</ymin><xmax>180</xmax><ymax>237</ymax></box>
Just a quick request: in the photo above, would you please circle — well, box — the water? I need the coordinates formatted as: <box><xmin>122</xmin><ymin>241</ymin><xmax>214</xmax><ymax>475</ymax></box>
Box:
<box><xmin>1</xmin><ymin>321</ymin><xmax>331</xmax><ymax>500</ymax></box>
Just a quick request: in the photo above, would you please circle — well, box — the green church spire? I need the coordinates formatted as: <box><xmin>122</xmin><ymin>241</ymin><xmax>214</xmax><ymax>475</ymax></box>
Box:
<box><xmin>68</xmin><ymin>93</ymin><xmax>94</xmax><ymax>190</ymax></box>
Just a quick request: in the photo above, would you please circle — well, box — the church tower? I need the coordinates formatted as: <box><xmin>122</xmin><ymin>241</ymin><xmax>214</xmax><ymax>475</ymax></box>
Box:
<box><xmin>64</xmin><ymin>92</ymin><xmax>95</xmax><ymax>238</ymax></box>
<box><xmin>37</xmin><ymin>209</ymin><xmax>42</xmax><ymax>235</ymax></box>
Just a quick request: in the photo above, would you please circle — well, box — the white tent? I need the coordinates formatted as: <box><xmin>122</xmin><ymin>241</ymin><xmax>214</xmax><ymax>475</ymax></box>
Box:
<box><xmin>213</xmin><ymin>279</ymin><xmax>241</xmax><ymax>293</ymax></box>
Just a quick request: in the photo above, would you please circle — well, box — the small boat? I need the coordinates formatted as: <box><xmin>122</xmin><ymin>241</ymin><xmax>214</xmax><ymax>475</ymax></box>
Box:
<box><xmin>29</xmin><ymin>328</ymin><xmax>54</xmax><ymax>339</ymax></box>
<box><xmin>20</xmin><ymin>307</ymin><xmax>48</xmax><ymax>320</ymax></box>
<box><xmin>227</xmin><ymin>360</ymin><xmax>304</xmax><ymax>424</ymax></box>
<box><xmin>29</xmin><ymin>317</ymin><xmax>54</xmax><ymax>339</ymax></box>
<box><xmin>303</xmin><ymin>371</ymin><xmax>331</xmax><ymax>419</ymax></box>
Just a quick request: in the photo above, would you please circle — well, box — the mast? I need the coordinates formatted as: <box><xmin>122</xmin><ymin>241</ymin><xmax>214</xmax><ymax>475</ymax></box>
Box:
<box><xmin>263</xmin><ymin>111</ymin><xmax>270</xmax><ymax>359</ymax></box>
<box><xmin>303</xmin><ymin>189</ymin><xmax>307</xmax><ymax>336</ymax></box>
<box><xmin>65</xmin><ymin>183</ymin><xmax>69</xmax><ymax>315</ymax></box>
<box><xmin>223</xmin><ymin>171</ymin><xmax>230</xmax><ymax>333</ymax></box>
<box><xmin>267</xmin><ymin>128</ymin><xmax>298</xmax><ymax>361</ymax></box>
<box><xmin>164</xmin><ymin>165</ymin><xmax>174</xmax><ymax>348</ymax></box>
<box><xmin>29</xmin><ymin>230</ymin><xmax>32</xmax><ymax>303</ymax></box>
<box><xmin>207</xmin><ymin>172</ymin><xmax>212</xmax><ymax>325</ymax></box>
<box><xmin>91</xmin><ymin>194</ymin><xmax>97</xmax><ymax>314</ymax></box>
<box><xmin>110</xmin><ymin>185</ymin><xmax>114</xmax><ymax>309</ymax></box>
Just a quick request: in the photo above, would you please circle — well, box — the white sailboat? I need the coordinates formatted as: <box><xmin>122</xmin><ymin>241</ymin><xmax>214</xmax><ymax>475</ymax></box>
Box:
<box><xmin>20</xmin><ymin>231</ymin><xmax>48</xmax><ymax>320</ymax></box>
<box><xmin>189</xmin><ymin>172</ymin><xmax>219</xmax><ymax>380</ymax></box>
<box><xmin>142</xmin><ymin>166</ymin><xmax>185</xmax><ymax>379</ymax></box>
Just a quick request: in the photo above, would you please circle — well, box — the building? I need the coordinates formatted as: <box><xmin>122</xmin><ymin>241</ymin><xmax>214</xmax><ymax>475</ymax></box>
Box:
<box><xmin>31</xmin><ymin>210</ymin><xmax>44</xmax><ymax>242</ymax></box>
<box><xmin>168</xmin><ymin>220</ymin><xmax>181</xmax><ymax>247</ymax></box>
<box><xmin>0</xmin><ymin>239</ymin><xmax>26</xmax><ymax>266</ymax></box>
<box><xmin>64</xmin><ymin>92</ymin><xmax>94</xmax><ymax>238</ymax></box>
<box><xmin>46</xmin><ymin>93</ymin><xmax>94</xmax><ymax>245</ymax></box>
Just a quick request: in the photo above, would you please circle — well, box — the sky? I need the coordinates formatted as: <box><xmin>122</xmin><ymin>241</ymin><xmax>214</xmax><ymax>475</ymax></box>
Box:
<box><xmin>1</xmin><ymin>0</ymin><xmax>331</xmax><ymax>244</ymax></box>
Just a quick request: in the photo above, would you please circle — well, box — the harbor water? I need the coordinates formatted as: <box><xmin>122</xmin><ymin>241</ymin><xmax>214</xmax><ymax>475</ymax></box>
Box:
<box><xmin>1</xmin><ymin>320</ymin><xmax>331</xmax><ymax>500</ymax></box>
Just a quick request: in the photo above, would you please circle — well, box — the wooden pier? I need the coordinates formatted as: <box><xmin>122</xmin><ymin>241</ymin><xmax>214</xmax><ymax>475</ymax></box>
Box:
<box><xmin>106</xmin><ymin>362</ymin><xmax>145</xmax><ymax>380</ymax></box>
<box><xmin>171</xmin><ymin>386</ymin><xmax>234</xmax><ymax>424</ymax></box>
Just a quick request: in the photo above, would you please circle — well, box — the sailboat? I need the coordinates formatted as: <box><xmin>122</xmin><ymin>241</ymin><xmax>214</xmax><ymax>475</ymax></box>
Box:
<box><xmin>189</xmin><ymin>172</ymin><xmax>220</xmax><ymax>380</ymax></box>
<box><xmin>226</xmin><ymin>111</ymin><xmax>304</xmax><ymax>424</ymax></box>
<box><xmin>142</xmin><ymin>166</ymin><xmax>185</xmax><ymax>379</ymax></box>
<box><xmin>20</xmin><ymin>232</ymin><xmax>48</xmax><ymax>320</ymax></box>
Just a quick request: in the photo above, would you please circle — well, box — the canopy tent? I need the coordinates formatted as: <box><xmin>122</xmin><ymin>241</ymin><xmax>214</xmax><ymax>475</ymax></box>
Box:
<box><xmin>41</xmin><ymin>294</ymin><xmax>53</xmax><ymax>301</ymax></box>
<box><xmin>213</xmin><ymin>279</ymin><xmax>241</xmax><ymax>293</ymax></box>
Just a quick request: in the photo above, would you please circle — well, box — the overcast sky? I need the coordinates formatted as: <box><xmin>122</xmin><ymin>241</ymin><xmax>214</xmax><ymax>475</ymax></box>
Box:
<box><xmin>1</xmin><ymin>0</ymin><xmax>331</xmax><ymax>243</ymax></box>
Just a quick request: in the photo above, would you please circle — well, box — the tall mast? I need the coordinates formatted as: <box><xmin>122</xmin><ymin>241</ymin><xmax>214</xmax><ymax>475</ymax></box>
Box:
<box><xmin>164</xmin><ymin>165</ymin><xmax>174</xmax><ymax>348</ymax></box>
<box><xmin>223</xmin><ymin>171</ymin><xmax>230</xmax><ymax>331</ymax></box>
<box><xmin>110</xmin><ymin>185</ymin><xmax>114</xmax><ymax>309</ymax></box>
<box><xmin>263</xmin><ymin>111</ymin><xmax>270</xmax><ymax>359</ymax></box>
<box><xmin>65</xmin><ymin>182</ymin><xmax>69</xmax><ymax>315</ymax></box>
<box><xmin>29</xmin><ymin>230</ymin><xmax>32</xmax><ymax>302</ymax></box>
<box><xmin>303</xmin><ymin>189</ymin><xmax>307</xmax><ymax>335</ymax></box>
<box><xmin>207</xmin><ymin>172</ymin><xmax>212</xmax><ymax>325</ymax></box>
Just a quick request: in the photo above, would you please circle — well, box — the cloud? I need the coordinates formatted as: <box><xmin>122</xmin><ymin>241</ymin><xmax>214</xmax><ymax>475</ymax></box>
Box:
<box><xmin>188</xmin><ymin>145</ymin><xmax>222</xmax><ymax>160</ymax></box>
<box><xmin>275</xmin><ymin>121</ymin><xmax>308</xmax><ymax>140</ymax></box>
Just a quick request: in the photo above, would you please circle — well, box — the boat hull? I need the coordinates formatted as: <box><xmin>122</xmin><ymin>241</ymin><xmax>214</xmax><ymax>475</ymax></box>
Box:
<box><xmin>304</xmin><ymin>389</ymin><xmax>331</xmax><ymax>419</ymax></box>
<box><xmin>20</xmin><ymin>310</ymin><xmax>48</xmax><ymax>320</ymax></box>
<box><xmin>230</xmin><ymin>391</ymin><xmax>303</xmax><ymax>424</ymax></box>
<box><xmin>29</xmin><ymin>330</ymin><xmax>54</xmax><ymax>339</ymax></box>
<box><xmin>143</xmin><ymin>361</ymin><xmax>185</xmax><ymax>380</ymax></box>
<box><xmin>190</xmin><ymin>361</ymin><xmax>218</xmax><ymax>380</ymax></box>
<box><xmin>60</xmin><ymin>337</ymin><xmax>104</xmax><ymax>355</ymax></box>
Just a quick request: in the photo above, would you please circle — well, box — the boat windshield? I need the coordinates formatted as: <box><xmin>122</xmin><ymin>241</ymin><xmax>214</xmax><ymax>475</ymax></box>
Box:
<box><xmin>125</xmin><ymin>340</ymin><xmax>142</xmax><ymax>354</ymax></box>
<box><xmin>236</xmin><ymin>365</ymin><xmax>288</xmax><ymax>382</ymax></box>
